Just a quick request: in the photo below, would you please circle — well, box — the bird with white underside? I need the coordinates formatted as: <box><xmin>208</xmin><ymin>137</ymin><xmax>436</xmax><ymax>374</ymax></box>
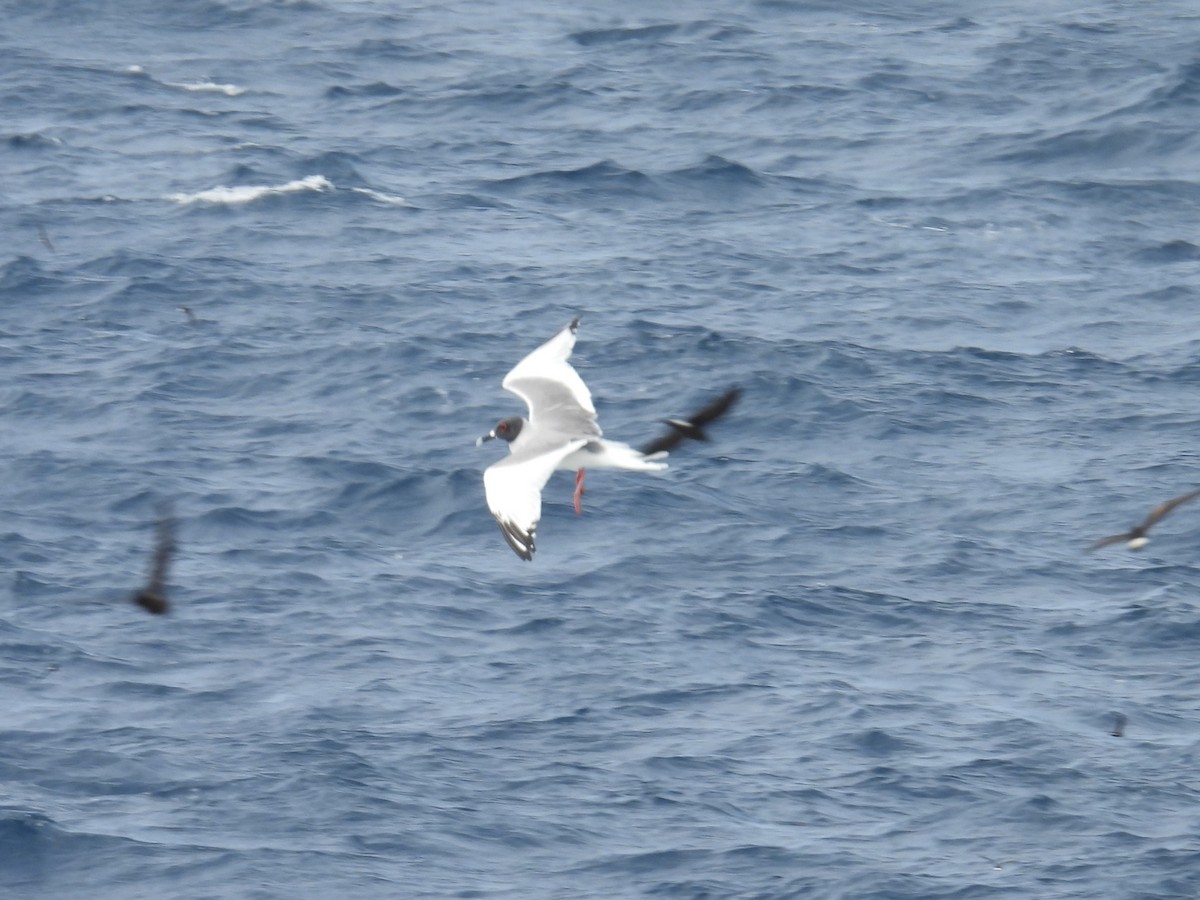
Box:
<box><xmin>477</xmin><ymin>317</ymin><xmax>667</xmax><ymax>560</ymax></box>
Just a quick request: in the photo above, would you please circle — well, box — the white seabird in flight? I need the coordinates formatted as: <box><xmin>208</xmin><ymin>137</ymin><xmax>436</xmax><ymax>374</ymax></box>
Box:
<box><xmin>477</xmin><ymin>317</ymin><xmax>667</xmax><ymax>560</ymax></box>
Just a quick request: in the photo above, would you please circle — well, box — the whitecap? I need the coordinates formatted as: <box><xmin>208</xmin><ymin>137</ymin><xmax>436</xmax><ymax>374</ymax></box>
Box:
<box><xmin>166</xmin><ymin>80</ymin><xmax>246</xmax><ymax>97</ymax></box>
<box><xmin>349</xmin><ymin>187</ymin><xmax>408</xmax><ymax>206</ymax></box>
<box><xmin>165</xmin><ymin>175</ymin><xmax>333</xmax><ymax>205</ymax></box>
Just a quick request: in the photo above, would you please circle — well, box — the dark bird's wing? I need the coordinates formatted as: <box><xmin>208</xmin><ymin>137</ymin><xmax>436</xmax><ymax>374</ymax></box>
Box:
<box><xmin>1111</xmin><ymin>712</ymin><xmax>1127</xmax><ymax>737</ymax></box>
<box><xmin>1141</xmin><ymin>488</ymin><xmax>1200</xmax><ymax>530</ymax></box>
<box><xmin>37</xmin><ymin>225</ymin><xmax>55</xmax><ymax>253</ymax></box>
<box><xmin>133</xmin><ymin>506</ymin><xmax>175</xmax><ymax>614</ymax></box>
<box><xmin>1085</xmin><ymin>531</ymin><xmax>1133</xmax><ymax>553</ymax></box>
<box><xmin>146</xmin><ymin>509</ymin><xmax>175</xmax><ymax>592</ymax></box>
<box><xmin>639</xmin><ymin>432</ymin><xmax>679</xmax><ymax>457</ymax></box>
<box><xmin>682</xmin><ymin>386</ymin><xmax>742</xmax><ymax>429</ymax></box>
<box><xmin>640</xmin><ymin>386</ymin><xmax>741</xmax><ymax>456</ymax></box>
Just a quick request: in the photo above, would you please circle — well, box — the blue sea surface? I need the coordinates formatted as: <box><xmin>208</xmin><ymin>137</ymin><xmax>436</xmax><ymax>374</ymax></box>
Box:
<box><xmin>4</xmin><ymin>0</ymin><xmax>1200</xmax><ymax>897</ymax></box>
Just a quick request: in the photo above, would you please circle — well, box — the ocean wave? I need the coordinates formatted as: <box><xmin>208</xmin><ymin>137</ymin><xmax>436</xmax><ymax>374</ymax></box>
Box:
<box><xmin>479</xmin><ymin>156</ymin><xmax>785</xmax><ymax>206</ymax></box>
<box><xmin>482</xmin><ymin>160</ymin><xmax>660</xmax><ymax>203</ymax></box>
<box><xmin>348</xmin><ymin>187</ymin><xmax>407</xmax><ymax>205</ymax></box>
<box><xmin>569</xmin><ymin>23</ymin><xmax>681</xmax><ymax>47</ymax></box>
<box><xmin>658</xmin><ymin>154</ymin><xmax>771</xmax><ymax>196</ymax></box>
<box><xmin>163</xmin><ymin>175</ymin><xmax>405</xmax><ymax>207</ymax></box>
<box><xmin>1132</xmin><ymin>240</ymin><xmax>1200</xmax><ymax>264</ymax></box>
<box><xmin>324</xmin><ymin>81</ymin><xmax>403</xmax><ymax>99</ymax></box>
<box><xmin>164</xmin><ymin>175</ymin><xmax>333</xmax><ymax>205</ymax></box>
<box><xmin>165</xmin><ymin>80</ymin><xmax>246</xmax><ymax>97</ymax></box>
<box><xmin>123</xmin><ymin>65</ymin><xmax>245</xmax><ymax>96</ymax></box>
<box><xmin>6</xmin><ymin>132</ymin><xmax>62</xmax><ymax>149</ymax></box>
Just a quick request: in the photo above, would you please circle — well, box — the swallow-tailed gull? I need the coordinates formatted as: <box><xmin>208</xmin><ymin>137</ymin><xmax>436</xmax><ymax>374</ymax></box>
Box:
<box><xmin>477</xmin><ymin>317</ymin><xmax>667</xmax><ymax>560</ymax></box>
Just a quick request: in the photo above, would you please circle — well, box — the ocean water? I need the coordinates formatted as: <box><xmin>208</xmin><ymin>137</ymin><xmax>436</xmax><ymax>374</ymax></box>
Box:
<box><xmin>4</xmin><ymin>0</ymin><xmax>1200</xmax><ymax>896</ymax></box>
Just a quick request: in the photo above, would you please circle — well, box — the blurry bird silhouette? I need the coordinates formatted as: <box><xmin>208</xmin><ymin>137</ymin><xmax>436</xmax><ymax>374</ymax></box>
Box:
<box><xmin>640</xmin><ymin>386</ymin><xmax>741</xmax><ymax>456</ymax></box>
<box><xmin>132</xmin><ymin>506</ymin><xmax>175</xmax><ymax>614</ymax></box>
<box><xmin>37</xmin><ymin>224</ymin><xmax>55</xmax><ymax>253</ymax></box>
<box><xmin>1086</xmin><ymin>489</ymin><xmax>1200</xmax><ymax>552</ymax></box>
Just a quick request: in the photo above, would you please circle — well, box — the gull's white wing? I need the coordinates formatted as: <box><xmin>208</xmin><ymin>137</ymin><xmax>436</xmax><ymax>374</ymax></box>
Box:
<box><xmin>483</xmin><ymin>439</ymin><xmax>587</xmax><ymax>560</ymax></box>
<box><xmin>502</xmin><ymin>319</ymin><xmax>599</xmax><ymax>437</ymax></box>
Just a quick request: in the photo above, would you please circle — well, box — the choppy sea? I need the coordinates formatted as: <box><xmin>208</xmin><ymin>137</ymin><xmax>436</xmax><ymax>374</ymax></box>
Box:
<box><xmin>5</xmin><ymin>1</ymin><xmax>1200</xmax><ymax>897</ymax></box>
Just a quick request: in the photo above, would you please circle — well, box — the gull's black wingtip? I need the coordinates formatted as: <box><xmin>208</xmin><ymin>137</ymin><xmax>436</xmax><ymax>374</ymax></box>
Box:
<box><xmin>568</xmin><ymin>316</ymin><xmax>581</xmax><ymax>333</ymax></box>
<box><xmin>495</xmin><ymin>517</ymin><xmax>536</xmax><ymax>561</ymax></box>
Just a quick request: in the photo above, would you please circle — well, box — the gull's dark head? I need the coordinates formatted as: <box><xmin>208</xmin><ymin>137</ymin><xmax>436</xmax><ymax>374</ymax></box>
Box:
<box><xmin>477</xmin><ymin>416</ymin><xmax>525</xmax><ymax>446</ymax></box>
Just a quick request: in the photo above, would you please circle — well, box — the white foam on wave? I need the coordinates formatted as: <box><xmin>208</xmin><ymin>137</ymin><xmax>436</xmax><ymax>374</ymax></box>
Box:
<box><xmin>122</xmin><ymin>65</ymin><xmax>244</xmax><ymax>96</ymax></box>
<box><xmin>165</xmin><ymin>176</ymin><xmax>407</xmax><ymax>207</ymax></box>
<box><xmin>166</xmin><ymin>175</ymin><xmax>334</xmax><ymax>205</ymax></box>
<box><xmin>167</xmin><ymin>80</ymin><xmax>246</xmax><ymax>97</ymax></box>
<box><xmin>349</xmin><ymin>187</ymin><xmax>408</xmax><ymax>206</ymax></box>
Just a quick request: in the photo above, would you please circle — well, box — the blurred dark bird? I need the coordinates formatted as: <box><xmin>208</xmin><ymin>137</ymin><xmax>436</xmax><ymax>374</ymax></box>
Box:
<box><xmin>1111</xmin><ymin>712</ymin><xmax>1127</xmax><ymax>738</ymax></box>
<box><xmin>132</xmin><ymin>506</ymin><xmax>175</xmax><ymax>614</ymax></box>
<box><xmin>640</xmin><ymin>386</ymin><xmax>741</xmax><ymax>456</ymax></box>
<box><xmin>37</xmin><ymin>224</ymin><xmax>55</xmax><ymax>253</ymax></box>
<box><xmin>178</xmin><ymin>305</ymin><xmax>217</xmax><ymax>326</ymax></box>
<box><xmin>1085</xmin><ymin>489</ymin><xmax>1200</xmax><ymax>552</ymax></box>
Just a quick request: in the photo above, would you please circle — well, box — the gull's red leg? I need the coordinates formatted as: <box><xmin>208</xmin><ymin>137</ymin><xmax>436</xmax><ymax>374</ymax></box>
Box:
<box><xmin>574</xmin><ymin>468</ymin><xmax>586</xmax><ymax>514</ymax></box>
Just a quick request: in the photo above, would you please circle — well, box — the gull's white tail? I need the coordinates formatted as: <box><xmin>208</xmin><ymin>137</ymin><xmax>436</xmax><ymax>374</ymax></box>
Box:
<box><xmin>583</xmin><ymin>440</ymin><xmax>668</xmax><ymax>471</ymax></box>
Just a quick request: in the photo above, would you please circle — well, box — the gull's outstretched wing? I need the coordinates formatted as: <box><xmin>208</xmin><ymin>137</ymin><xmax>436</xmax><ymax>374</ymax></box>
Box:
<box><xmin>502</xmin><ymin>317</ymin><xmax>600</xmax><ymax>440</ymax></box>
<box><xmin>483</xmin><ymin>439</ymin><xmax>588</xmax><ymax>560</ymax></box>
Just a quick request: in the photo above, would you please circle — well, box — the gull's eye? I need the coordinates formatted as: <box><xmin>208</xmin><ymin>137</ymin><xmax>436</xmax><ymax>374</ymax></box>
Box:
<box><xmin>497</xmin><ymin>422</ymin><xmax>508</xmax><ymax>433</ymax></box>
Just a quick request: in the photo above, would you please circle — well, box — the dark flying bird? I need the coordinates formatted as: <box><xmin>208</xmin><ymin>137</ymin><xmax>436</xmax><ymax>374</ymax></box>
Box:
<box><xmin>178</xmin><ymin>306</ymin><xmax>217</xmax><ymax>326</ymax></box>
<box><xmin>178</xmin><ymin>305</ymin><xmax>198</xmax><ymax>325</ymax></box>
<box><xmin>132</xmin><ymin>506</ymin><xmax>175</xmax><ymax>614</ymax></box>
<box><xmin>1085</xmin><ymin>488</ymin><xmax>1200</xmax><ymax>553</ymax></box>
<box><xmin>639</xmin><ymin>386</ymin><xmax>742</xmax><ymax>456</ymax></box>
<box><xmin>37</xmin><ymin>224</ymin><xmax>55</xmax><ymax>253</ymax></box>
